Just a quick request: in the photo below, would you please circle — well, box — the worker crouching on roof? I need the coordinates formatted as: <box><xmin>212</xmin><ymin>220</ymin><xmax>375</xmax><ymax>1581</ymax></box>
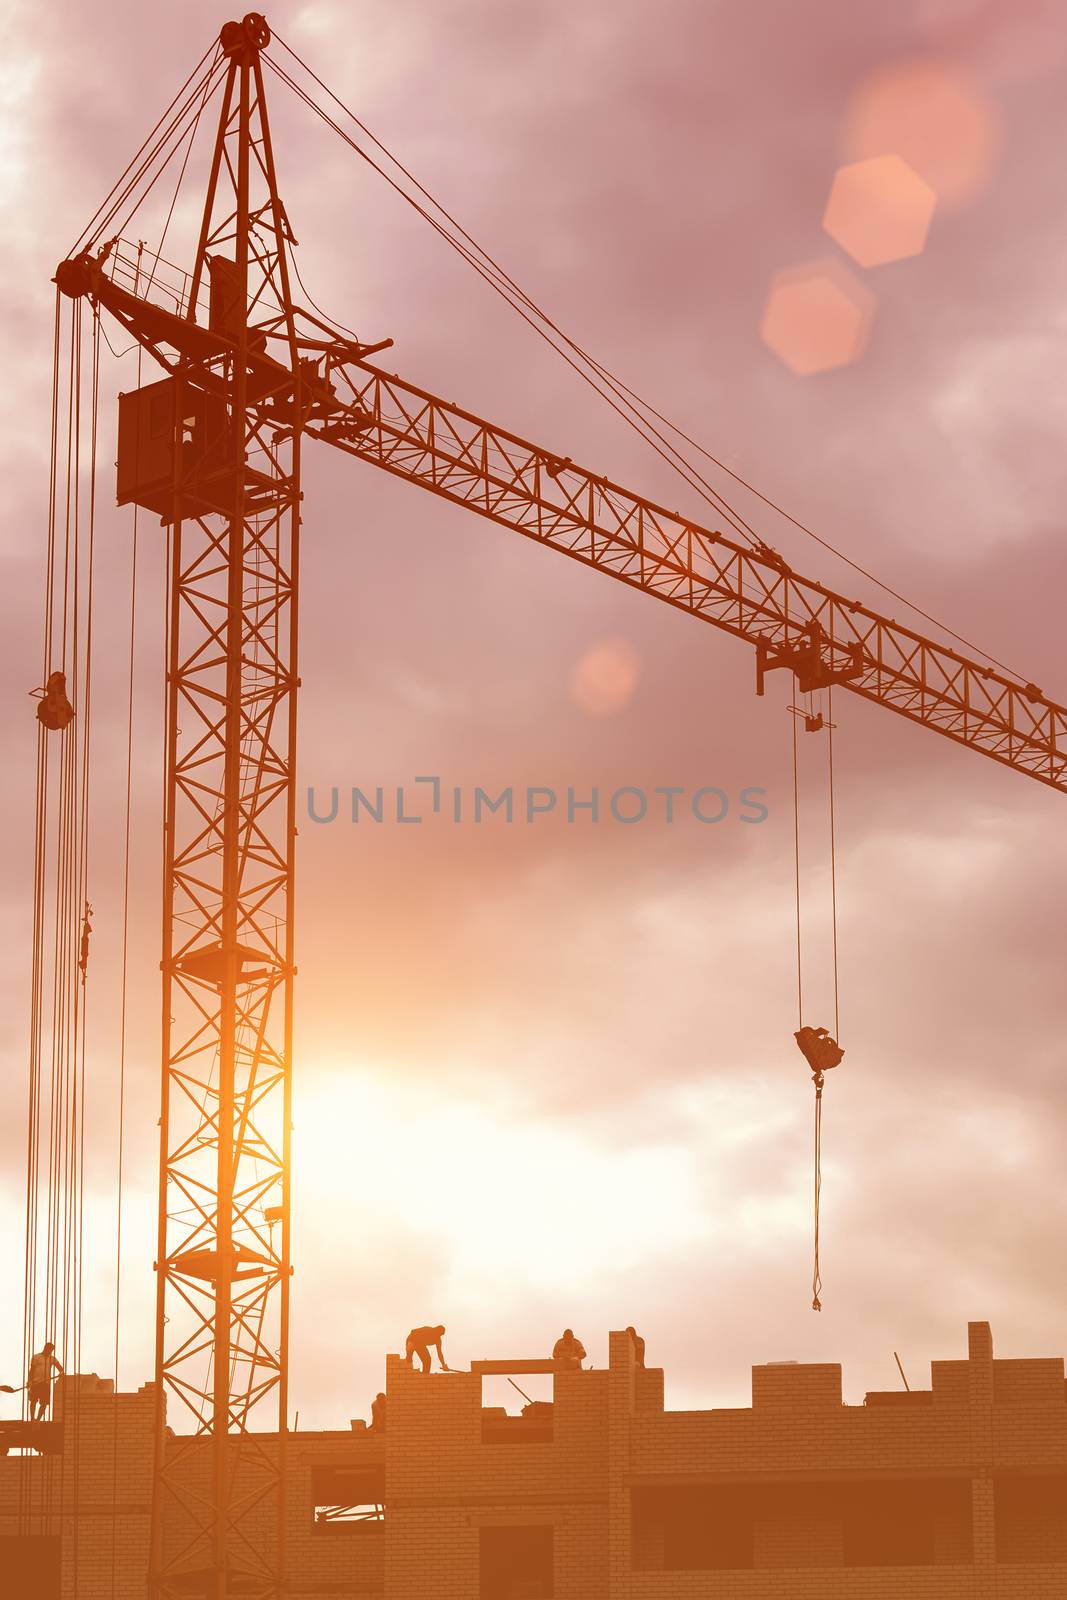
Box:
<box><xmin>405</xmin><ymin>1324</ymin><xmax>449</xmax><ymax>1373</ymax></box>
<box><xmin>552</xmin><ymin>1329</ymin><xmax>587</xmax><ymax>1369</ymax></box>
<box><xmin>29</xmin><ymin>1343</ymin><xmax>63</xmax><ymax>1421</ymax></box>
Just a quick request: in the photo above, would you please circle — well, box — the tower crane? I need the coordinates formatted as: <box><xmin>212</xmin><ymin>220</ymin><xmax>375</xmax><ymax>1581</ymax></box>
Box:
<box><xmin>42</xmin><ymin>11</ymin><xmax>1067</xmax><ymax>1598</ymax></box>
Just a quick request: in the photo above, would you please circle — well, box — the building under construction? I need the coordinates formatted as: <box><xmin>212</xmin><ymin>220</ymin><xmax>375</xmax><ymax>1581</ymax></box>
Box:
<box><xmin>2</xmin><ymin>1319</ymin><xmax>1066</xmax><ymax>1597</ymax></box>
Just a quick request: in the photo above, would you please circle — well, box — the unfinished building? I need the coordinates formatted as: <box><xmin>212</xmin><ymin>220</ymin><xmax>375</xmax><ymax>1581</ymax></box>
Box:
<box><xmin>1</xmin><ymin>1319</ymin><xmax>1065</xmax><ymax>1597</ymax></box>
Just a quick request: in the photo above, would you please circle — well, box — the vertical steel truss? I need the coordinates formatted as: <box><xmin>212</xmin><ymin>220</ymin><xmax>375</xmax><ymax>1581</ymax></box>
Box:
<box><xmin>149</xmin><ymin>18</ymin><xmax>301</xmax><ymax>1598</ymax></box>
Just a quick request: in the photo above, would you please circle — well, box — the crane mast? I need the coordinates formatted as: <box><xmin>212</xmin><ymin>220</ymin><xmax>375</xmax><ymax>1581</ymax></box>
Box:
<box><xmin>156</xmin><ymin>22</ymin><xmax>301</xmax><ymax>1597</ymax></box>
<box><xmin>51</xmin><ymin>10</ymin><xmax>1067</xmax><ymax>1599</ymax></box>
<box><xmin>59</xmin><ymin>15</ymin><xmax>301</xmax><ymax>1596</ymax></box>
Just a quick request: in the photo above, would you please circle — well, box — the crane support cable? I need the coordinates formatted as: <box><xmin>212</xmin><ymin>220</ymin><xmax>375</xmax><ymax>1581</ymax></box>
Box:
<box><xmin>828</xmin><ymin>688</ymin><xmax>841</xmax><ymax>1041</ymax></box>
<box><xmin>132</xmin><ymin>56</ymin><xmax>225</xmax><ymax>310</ymax></box>
<box><xmin>70</xmin><ymin>44</ymin><xmax>220</xmax><ymax>257</ymax></box>
<box><xmin>790</xmin><ymin>698</ymin><xmax>844</xmax><ymax>1313</ymax></box>
<box><xmin>792</xmin><ymin>712</ymin><xmax>804</xmax><ymax>1029</ymax></box>
<box><xmin>109</xmin><ymin>316</ymin><xmax>142</xmax><ymax>1598</ymax></box>
<box><xmin>791</xmin><ymin>711</ymin><xmax>824</xmax><ymax>1311</ymax></box>
<box><xmin>110</xmin><ymin>52</ymin><xmax>225</xmax><ymax>275</ymax></box>
<box><xmin>260</xmin><ymin>49</ymin><xmax>767</xmax><ymax>556</ymax></box>
<box><xmin>812</xmin><ymin>1084</ymin><xmax>824</xmax><ymax>1312</ymax></box>
<box><xmin>265</xmin><ymin>31</ymin><xmax>1029</xmax><ymax>684</ymax></box>
<box><xmin>263</xmin><ymin>39</ymin><xmax>772</xmax><ymax>552</ymax></box>
<box><xmin>21</xmin><ymin>292</ymin><xmax>96</xmax><ymax>1553</ymax></box>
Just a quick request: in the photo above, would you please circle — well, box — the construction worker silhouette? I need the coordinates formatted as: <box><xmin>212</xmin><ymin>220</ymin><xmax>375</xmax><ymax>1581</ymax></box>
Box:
<box><xmin>552</xmin><ymin>1329</ymin><xmax>586</xmax><ymax>1368</ymax></box>
<box><xmin>370</xmin><ymin>1392</ymin><xmax>387</xmax><ymax>1431</ymax></box>
<box><xmin>625</xmin><ymin>1326</ymin><xmax>646</xmax><ymax>1368</ymax></box>
<box><xmin>405</xmin><ymin>1324</ymin><xmax>448</xmax><ymax>1373</ymax></box>
<box><xmin>28</xmin><ymin>1342</ymin><xmax>63</xmax><ymax>1421</ymax></box>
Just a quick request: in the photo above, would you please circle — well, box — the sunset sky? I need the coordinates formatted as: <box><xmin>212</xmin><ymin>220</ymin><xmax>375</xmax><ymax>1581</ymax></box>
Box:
<box><xmin>1</xmin><ymin>0</ymin><xmax>1066</xmax><ymax>1432</ymax></box>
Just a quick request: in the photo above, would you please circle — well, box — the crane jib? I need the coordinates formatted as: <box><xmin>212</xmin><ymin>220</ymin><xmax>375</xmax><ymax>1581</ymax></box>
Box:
<box><xmin>55</xmin><ymin>243</ymin><xmax>1067</xmax><ymax>794</ymax></box>
<box><xmin>323</xmin><ymin>358</ymin><xmax>1066</xmax><ymax>793</ymax></box>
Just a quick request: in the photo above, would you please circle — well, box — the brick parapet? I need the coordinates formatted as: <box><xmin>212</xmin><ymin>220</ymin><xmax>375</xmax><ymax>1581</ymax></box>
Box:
<box><xmin>2</xmin><ymin>1323</ymin><xmax>1066</xmax><ymax>1596</ymax></box>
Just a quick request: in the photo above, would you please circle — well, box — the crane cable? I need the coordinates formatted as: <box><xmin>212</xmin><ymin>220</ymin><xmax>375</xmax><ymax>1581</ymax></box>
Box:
<box><xmin>260</xmin><ymin>48</ymin><xmax>767</xmax><ymax>557</ymax></box>
<box><xmin>265</xmin><ymin>32</ymin><xmax>1029</xmax><ymax>683</ymax></box>
<box><xmin>815</xmin><ymin>693</ymin><xmax>843</xmax><ymax>1313</ymax></box>
<box><xmin>66</xmin><ymin>52</ymin><xmax>225</xmax><ymax>381</ymax></box>
<box><xmin>70</xmin><ymin>45</ymin><xmax>220</xmax><ymax>257</ymax></box>
<box><xmin>20</xmin><ymin>291</ymin><xmax>61</xmax><ymax>1529</ymax></box>
<box><xmin>791</xmin><ymin>691</ymin><xmax>841</xmax><ymax>1313</ymax></box>
<box><xmin>142</xmin><ymin>57</ymin><xmax>222</xmax><ymax>303</ymax></box>
<box><xmin>828</xmin><ymin>689</ymin><xmax>841</xmax><ymax>1043</ymax></box>
<box><xmin>19</xmin><ymin>288</ymin><xmax>97</xmax><ymax>1567</ymax></box>
<box><xmin>108</xmin><ymin>296</ymin><xmax>143</xmax><ymax>1595</ymax></box>
<box><xmin>72</xmin><ymin>299</ymin><xmax>99</xmax><ymax>1600</ymax></box>
<box><xmin>73</xmin><ymin>27</ymin><xmax>1032</xmax><ymax>679</ymax></box>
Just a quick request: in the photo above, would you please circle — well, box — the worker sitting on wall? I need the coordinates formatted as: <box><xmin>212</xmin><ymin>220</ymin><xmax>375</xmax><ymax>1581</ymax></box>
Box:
<box><xmin>370</xmin><ymin>1391</ymin><xmax>387</xmax><ymax>1431</ymax></box>
<box><xmin>552</xmin><ymin>1329</ymin><xmax>587</xmax><ymax>1369</ymax></box>
<box><xmin>405</xmin><ymin>1324</ymin><xmax>449</xmax><ymax>1373</ymax></box>
<box><xmin>28</xmin><ymin>1343</ymin><xmax>63</xmax><ymax>1421</ymax></box>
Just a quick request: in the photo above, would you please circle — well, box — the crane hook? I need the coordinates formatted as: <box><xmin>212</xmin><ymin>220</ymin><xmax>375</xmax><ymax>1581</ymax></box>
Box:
<box><xmin>33</xmin><ymin>671</ymin><xmax>75</xmax><ymax>732</ymax></box>
<box><xmin>795</xmin><ymin>1024</ymin><xmax>843</xmax><ymax>1081</ymax></box>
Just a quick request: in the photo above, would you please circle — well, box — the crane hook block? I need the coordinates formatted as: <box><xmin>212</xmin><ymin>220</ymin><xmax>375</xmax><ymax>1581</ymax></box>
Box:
<box><xmin>795</xmin><ymin>1025</ymin><xmax>843</xmax><ymax>1079</ymax></box>
<box><xmin>35</xmin><ymin>671</ymin><xmax>75</xmax><ymax>732</ymax></box>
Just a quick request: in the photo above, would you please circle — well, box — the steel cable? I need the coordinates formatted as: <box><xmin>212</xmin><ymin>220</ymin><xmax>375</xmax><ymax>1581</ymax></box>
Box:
<box><xmin>70</xmin><ymin>46</ymin><xmax>218</xmax><ymax>256</ymax></box>
<box><xmin>266</xmin><ymin>32</ymin><xmax>1029</xmax><ymax>680</ymax></box>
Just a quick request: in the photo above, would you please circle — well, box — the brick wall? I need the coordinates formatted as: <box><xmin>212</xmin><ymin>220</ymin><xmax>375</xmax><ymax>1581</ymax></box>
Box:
<box><xmin>0</xmin><ymin>1320</ymin><xmax>1064</xmax><ymax>1596</ymax></box>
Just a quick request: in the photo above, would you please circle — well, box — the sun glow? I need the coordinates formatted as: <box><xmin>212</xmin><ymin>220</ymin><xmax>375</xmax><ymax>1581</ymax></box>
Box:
<box><xmin>292</xmin><ymin>1062</ymin><xmax>715</xmax><ymax>1298</ymax></box>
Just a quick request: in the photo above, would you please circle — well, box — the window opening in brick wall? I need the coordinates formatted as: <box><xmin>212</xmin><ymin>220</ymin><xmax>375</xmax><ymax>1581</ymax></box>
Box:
<box><xmin>481</xmin><ymin>1374</ymin><xmax>554</xmax><ymax>1444</ymax></box>
<box><xmin>0</xmin><ymin>1534</ymin><xmax>61</xmax><ymax>1597</ymax></box>
<box><xmin>995</xmin><ymin>1473</ymin><xmax>1067</xmax><ymax>1563</ymax></box>
<box><xmin>842</xmin><ymin>1479</ymin><xmax>972</xmax><ymax>1566</ymax></box>
<box><xmin>480</xmin><ymin>1525</ymin><xmax>553</xmax><ymax>1598</ymax></box>
<box><xmin>311</xmin><ymin>1463</ymin><xmax>385</xmax><ymax>1532</ymax></box>
<box><xmin>632</xmin><ymin>1487</ymin><xmax>755</xmax><ymax>1570</ymax></box>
